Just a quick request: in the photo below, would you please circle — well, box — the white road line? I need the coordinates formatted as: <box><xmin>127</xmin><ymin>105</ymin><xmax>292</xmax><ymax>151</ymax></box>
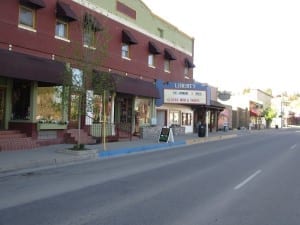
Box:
<box><xmin>234</xmin><ymin>170</ymin><xmax>262</xmax><ymax>190</ymax></box>
<box><xmin>290</xmin><ymin>144</ymin><xmax>297</xmax><ymax>150</ymax></box>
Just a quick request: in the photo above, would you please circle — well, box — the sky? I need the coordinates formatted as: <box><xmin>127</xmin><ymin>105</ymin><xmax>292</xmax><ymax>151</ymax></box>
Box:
<box><xmin>142</xmin><ymin>0</ymin><xmax>300</xmax><ymax>94</ymax></box>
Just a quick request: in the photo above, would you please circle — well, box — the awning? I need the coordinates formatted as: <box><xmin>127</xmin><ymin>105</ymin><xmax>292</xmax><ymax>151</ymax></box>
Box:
<box><xmin>250</xmin><ymin>109</ymin><xmax>259</xmax><ymax>117</ymax></box>
<box><xmin>0</xmin><ymin>49</ymin><xmax>65</xmax><ymax>85</ymax></box>
<box><xmin>84</xmin><ymin>13</ymin><xmax>102</xmax><ymax>32</ymax></box>
<box><xmin>148</xmin><ymin>41</ymin><xmax>161</xmax><ymax>54</ymax></box>
<box><xmin>122</xmin><ymin>29</ymin><xmax>138</xmax><ymax>45</ymax></box>
<box><xmin>210</xmin><ymin>100</ymin><xmax>225</xmax><ymax>110</ymax></box>
<box><xmin>112</xmin><ymin>74</ymin><xmax>159</xmax><ymax>98</ymax></box>
<box><xmin>19</xmin><ymin>0</ymin><xmax>46</xmax><ymax>8</ymax></box>
<box><xmin>56</xmin><ymin>1</ymin><xmax>77</xmax><ymax>22</ymax></box>
<box><xmin>185</xmin><ymin>58</ymin><xmax>195</xmax><ymax>68</ymax></box>
<box><xmin>164</xmin><ymin>48</ymin><xmax>176</xmax><ymax>60</ymax></box>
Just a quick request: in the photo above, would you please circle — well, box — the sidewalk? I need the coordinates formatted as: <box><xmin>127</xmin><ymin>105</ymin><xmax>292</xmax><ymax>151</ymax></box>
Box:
<box><xmin>0</xmin><ymin>130</ymin><xmax>239</xmax><ymax>176</ymax></box>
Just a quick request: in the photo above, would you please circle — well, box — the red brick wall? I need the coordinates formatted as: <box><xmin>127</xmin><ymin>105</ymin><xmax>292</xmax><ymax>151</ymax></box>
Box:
<box><xmin>0</xmin><ymin>0</ymin><xmax>193</xmax><ymax>83</ymax></box>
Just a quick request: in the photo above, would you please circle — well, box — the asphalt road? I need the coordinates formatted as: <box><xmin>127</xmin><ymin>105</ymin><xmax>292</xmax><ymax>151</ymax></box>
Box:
<box><xmin>1</xmin><ymin>128</ymin><xmax>300</xmax><ymax>225</ymax></box>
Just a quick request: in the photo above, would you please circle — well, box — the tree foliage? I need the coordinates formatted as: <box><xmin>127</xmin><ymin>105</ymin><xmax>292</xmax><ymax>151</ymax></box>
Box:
<box><xmin>262</xmin><ymin>107</ymin><xmax>277</xmax><ymax>122</ymax></box>
<box><xmin>57</xmin><ymin>12</ymin><xmax>111</xmax><ymax>147</ymax></box>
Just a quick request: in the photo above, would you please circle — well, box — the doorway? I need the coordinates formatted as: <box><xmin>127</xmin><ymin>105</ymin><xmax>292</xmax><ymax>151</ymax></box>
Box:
<box><xmin>157</xmin><ymin>110</ymin><xmax>167</xmax><ymax>126</ymax></box>
<box><xmin>0</xmin><ymin>88</ymin><xmax>5</xmax><ymax>129</ymax></box>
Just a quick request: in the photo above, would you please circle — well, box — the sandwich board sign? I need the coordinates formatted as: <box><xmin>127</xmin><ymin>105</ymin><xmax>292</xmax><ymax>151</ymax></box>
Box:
<box><xmin>158</xmin><ymin>127</ymin><xmax>174</xmax><ymax>143</ymax></box>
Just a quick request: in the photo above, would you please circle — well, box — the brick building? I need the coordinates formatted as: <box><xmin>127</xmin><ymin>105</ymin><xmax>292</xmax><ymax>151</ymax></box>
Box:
<box><xmin>0</xmin><ymin>0</ymin><xmax>200</xmax><ymax>149</ymax></box>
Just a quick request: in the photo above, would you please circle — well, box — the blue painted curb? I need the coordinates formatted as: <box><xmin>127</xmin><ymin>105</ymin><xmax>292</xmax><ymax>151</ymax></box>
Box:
<box><xmin>99</xmin><ymin>140</ymin><xmax>186</xmax><ymax>158</ymax></box>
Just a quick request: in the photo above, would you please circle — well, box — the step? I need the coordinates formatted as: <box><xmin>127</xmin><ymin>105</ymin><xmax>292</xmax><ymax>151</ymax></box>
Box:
<box><xmin>0</xmin><ymin>138</ymin><xmax>39</xmax><ymax>151</ymax></box>
<box><xmin>0</xmin><ymin>130</ymin><xmax>39</xmax><ymax>151</ymax></box>
<box><xmin>0</xmin><ymin>133</ymin><xmax>26</xmax><ymax>139</ymax></box>
<box><xmin>0</xmin><ymin>130</ymin><xmax>21</xmax><ymax>135</ymax></box>
<box><xmin>64</xmin><ymin>129</ymin><xmax>96</xmax><ymax>145</ymax></box>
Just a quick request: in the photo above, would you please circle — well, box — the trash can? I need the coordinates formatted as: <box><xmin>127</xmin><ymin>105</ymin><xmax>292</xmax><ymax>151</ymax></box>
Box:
<box><xmin>198</xmin><ymin>124</ymin><xmax>206</xmax><ymax>137</ymax></box>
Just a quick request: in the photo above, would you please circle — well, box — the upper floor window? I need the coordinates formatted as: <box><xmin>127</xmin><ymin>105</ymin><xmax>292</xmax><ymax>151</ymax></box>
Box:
<box><xmin>164</xmin><ymin>48</ymin><xmax>176</xmax><ymax>72</ymax></box>
<box><xmin>158</xmin><ymin>28</ymin><xmax>164</xmax><ymax>38</ymax></box>
<box><xmin>55</xmin><ymin>20</ymin><xmax>68</xmax><ymax>40</ymax></box>
<box><xmin>184</xmin><ymin>67</ymin><xmax>189</xmax><ymax>75</ymax></box>
<box><xmin>83</xmin><ymin>14</ymin><xmax>102</xmax><ymax>49</ymax></box>
<box><xmin>19</xmin><ymin>5</ymin><xmax>36</xmax><ymax>30</ymax></box>
<box><xmin>148</xmin><ymin>54</ymin><xmax>155</xmax><ymax>67</ymax></box>
<box><xmin>164</xmin><ymin>59</ymin><xmax>171</xmax><ymax>72</ymax></box>
<box><xmin>121</xmin><ymin>29</ymin><xmax>137</xmax><ymax>60</ymax></box>
<box><xmin>83</xmin><ymin>29</ymin><xmax>96</xmax><ymax>48</ymax></box>
<box><xmin>121</xmin><ymin>43</ymin><xmax>130</xmax><ymax>59</ymax></box>
<box><xmin>148</xmin><ymin>42</ymin><xmax>160</xmax><ymax>68</ymax></box>
<box><xmin>55</xmin><ymin>2</ymin><xmax>77</xmax><ymax>41</ymax></box>
<box><xmin>184</xmin><ymin>58</ymin><xmax>195</xmax><ymax>79</ymax></box>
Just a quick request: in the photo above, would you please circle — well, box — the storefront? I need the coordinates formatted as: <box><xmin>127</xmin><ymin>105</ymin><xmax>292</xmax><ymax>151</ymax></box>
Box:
<box><xmin>90</xmin><ymin>72</ymin><xmax>159</xmax><ymax>137</ymax></box>
<box><xmin>0</xmin><ymin>49</ymin><xmax>66</xmax><ymax>138</ymax></box>
<box><xmin>249</xmin><ymin>101</ymin><xmax>263</xmax><ymax>129</ymax></box>
<box><xmin>155</xmin><ymin>80</ymin><xmax>208</xmax><ymax>134</ymax></box>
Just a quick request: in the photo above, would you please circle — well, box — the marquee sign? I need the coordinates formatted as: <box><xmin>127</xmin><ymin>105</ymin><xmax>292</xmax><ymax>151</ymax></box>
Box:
<box><xmin>164</xmin><ymin>89</ymin><xmax>206</xmax><ymax>104</ymax></box>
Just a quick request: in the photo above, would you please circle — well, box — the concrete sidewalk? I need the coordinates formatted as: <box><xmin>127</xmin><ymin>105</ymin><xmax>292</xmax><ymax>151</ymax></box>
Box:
<box><xmin>0</xmin><ymin>131</ymin><xmax>239</xmax><ymax>176</ymax></box>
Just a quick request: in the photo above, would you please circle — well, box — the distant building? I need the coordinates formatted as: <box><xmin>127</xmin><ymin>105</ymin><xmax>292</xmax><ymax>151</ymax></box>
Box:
<box><xmin>226</xmin><ymin>89</ymin><xmax>273</xmax><ymax>129</ymax></box>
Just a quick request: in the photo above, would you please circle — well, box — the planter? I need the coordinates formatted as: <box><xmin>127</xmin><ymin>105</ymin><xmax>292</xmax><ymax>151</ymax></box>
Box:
<box><xmin>37</xmin><ymin>123</ymin><xmax>67</xmax><ymax>130</ymax></box>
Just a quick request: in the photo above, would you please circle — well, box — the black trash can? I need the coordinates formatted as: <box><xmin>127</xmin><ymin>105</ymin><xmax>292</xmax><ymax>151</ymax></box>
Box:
<box><xmin>198</xmin><ymin>124</ymin><xmax>206</xmax><ymax>137</ymax></box>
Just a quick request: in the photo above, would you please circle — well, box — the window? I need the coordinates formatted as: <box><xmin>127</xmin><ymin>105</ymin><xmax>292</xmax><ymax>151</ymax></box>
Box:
<box><xmin>72</xmin><ymin>68</ymin><xmax>83</xmax><ymax>87</ymax></box>
<box><xmin>121</xmin><ymin>43</ymin><xmax>130</xmax><ymax>59</ymax></box>
<box><xmin>164</xmin><ymin>59</ymin><xmax>171</xmax><ymax>72</ymax></box>
<box><xmin>19</xmin><ymin>5</ymin><xmax>36</xmax><ymax>30</ymax></box>
<box><xmin>55</xmin><ymin>20</ymin><xmax>68</xmax><ymax>40</ymax></box>
<box><xmin>184</xmin><ymin>66</ymin><xmax>190</xmax><ymax>79</ymax></box>
<box><xmin>170</xmin><ymin>111</ymin><xmax>180</xmax><ymax>125</ymax></box>
<box><xmin>148</xmin><ymin>54</ymin><xmax>155</xmax><ymax>67</ymax></box>
<box><xmin>83</xmin><ymin>29</ymin><xmax>96</xmax><ymax>48</ymax></box>
<box><xmin>134</xmin><ymin>98</ymin><xmax>152</xmax><ymax>126</ymax></box>
<box><xmin>182</xmin><ymin>113</ymin><xmax>192</xmax><ymax>126</ymax></box>
<box><xmin>184</xmin><ymin>66</ymin><xmax>189</xmax><ymax>76</ymax></box>
<box><xmin>158</xmin><ymin>28</ymin><xmax>164</xmax><ymax>38</ymax></box>
<box><xmin>36</xmin><ymin>86</ymin><xmax>63</xmax><ymax>123</ymax></box>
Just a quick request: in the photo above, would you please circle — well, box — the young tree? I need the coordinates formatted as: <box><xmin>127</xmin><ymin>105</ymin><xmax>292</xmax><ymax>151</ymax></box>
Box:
<box><xmin>262</xmin><ymin>107</ymin><xmax>277</xmax><ymax>128</ymax></box>
<box><xmin>58</xmin><ymin>12</ymin><xmax>112</xmax><ymax>149</ymax></box>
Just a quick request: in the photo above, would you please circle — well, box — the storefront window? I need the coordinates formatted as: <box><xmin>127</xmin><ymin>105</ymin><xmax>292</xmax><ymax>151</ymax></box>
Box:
<box><xmin>70</xmin><ymin>93</ymin><xmax>79</xmax><ymax>121</ymax></box>
<box><xmin>12</xmin><ymin>80</ymin><xmax>31</xmax><ymax>120</ymax></box>
<box><xmin>169</xmin><ymin>110</ymin><xmax>180</xmax><ymax>125</ymax></box>
<box><xmin>182</xmin><ymin>113</ymin><xmax>192</xmax><ymax>126</ymax></box>
<box><xmin>134</xmin><ymin>98</ymin><xmax>152</xmax><ymax>126</ymax></box>
<box><xmin>92</xmin><ymin>94</ymin><xmax>112</xmax><ymax>123</ymax></box>
<box><xmin>36</xmin><ymin>86</ymin><xmax>63</xmax><ymax>122</ymax></box>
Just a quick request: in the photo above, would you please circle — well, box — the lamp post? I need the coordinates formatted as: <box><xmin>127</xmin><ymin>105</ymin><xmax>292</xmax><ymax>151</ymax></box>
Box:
<box><xmin>281</xmin><ymin>98</ymin><xmax>283</xmax><ymax>128</ymax></box>
<box><xmin>206</xmin><ymin>110</ymin><xmax>209</xmax><ymax>137</ymax></box>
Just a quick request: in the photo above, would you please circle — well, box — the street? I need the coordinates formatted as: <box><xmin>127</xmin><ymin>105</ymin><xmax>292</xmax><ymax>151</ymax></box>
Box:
<box><xmin>1</xmin><ymin>129</ymin><xmax>300</xmax><ymax>225</ymax></box>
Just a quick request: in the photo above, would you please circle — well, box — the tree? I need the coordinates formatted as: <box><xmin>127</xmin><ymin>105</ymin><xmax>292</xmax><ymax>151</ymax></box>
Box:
<box><xmin>58</xmin><ymin>12</ymin><xmax>112</xmax><ymax>149</ymax></box>
<box><xmin>264</xmin><ymin>88</ymin><xmax>273</xmax><ymax>96</ymax></box>
<box><xmin>262</xmin><ymin>107</ymin><xmax>277</xmax><ymax>128</ymax></box>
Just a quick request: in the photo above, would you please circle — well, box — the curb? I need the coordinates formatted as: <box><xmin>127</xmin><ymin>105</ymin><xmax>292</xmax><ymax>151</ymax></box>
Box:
<box><xmin>99</xmin><ymin>140</ymin><xmax>186</xmax><ymax>158</ymax></box>
<box><xmin>0</xmin><ymin>152</ymin><xmax>98</xmax><ymax>177</ymax></box>
<box><xmin>0</xmin><ymin>133</ymin><xmax>238</xmax><ymax>176</ymax></box>
<box><xmin>99</xmin><ymin>134</ymin><xmax>238</xmax><ymax>158</ymax></box>
<box><xmin>186</xmin><ymin>134</ymin><xmax>237</xmax><ymax>145</ymax></box>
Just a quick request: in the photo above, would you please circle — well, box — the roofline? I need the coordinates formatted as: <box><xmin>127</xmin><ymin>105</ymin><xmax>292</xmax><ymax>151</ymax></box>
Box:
<box><xmin>72</xmin><ymin>0</ymin><xmax>193</xmax><ymax>56</ymax></box>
